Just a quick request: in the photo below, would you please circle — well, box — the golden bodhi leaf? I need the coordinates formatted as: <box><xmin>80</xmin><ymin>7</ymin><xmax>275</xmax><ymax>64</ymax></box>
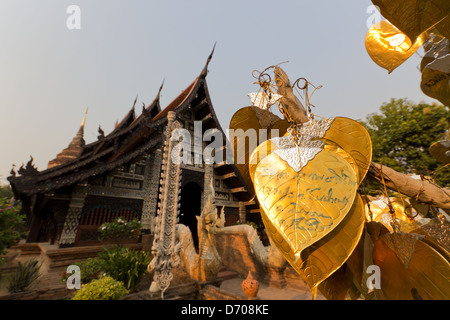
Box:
<box><xmin>420</xmin><ymin>37</ymin><xmax>448</xmax><ymax>72</ymax></box>
<box><xmin>429</xmin><ymin>140</ymin><xmax>450</xmax><ymax>165</ymax></box>
<box><xmin>365</xmin><ymin>20</ymin><xmax>426</xmax><ymax>73</ymax></box>
<box><xmin>411</xmin><ymin>219</ymin><xmax>450</xmax><ymax>260</ymax></box>
<box><xmin>365</xmin><ymin>197</ymin><xmax>421</xmax><ymax>233</ymax></box>
<box><xmin>251</xmin><ymin>117</ymin><xmax>372</xmax><ymax>185</ymax></box>
<box><xmin>252</xmin><ymin>136</ymin><xmax>359</xmax><ymax>262</ymax></box>
<box><xmin>421</xmin><ymin>53</ymin><xmax>450</xmax><ymax>106</ymax></box>
<box><xmin>316</xmin><ymin>263</ymin><xmax>354</xmax><ymax>300</ymax></box>
<box><xmin>435</xmin><ymin>15</ymin><xmax>450</xmax><ymax>39</ymax></box>
<box><xmin>373</xmin><ymin>232</ymin><xmax>450</xmax><ymax>299</ymax></box>
<box><xmin>317</xmin><ymin>230</ymin><xmax>365</xmax><ymax>300</ymax></box>
<box><xmin>371</xmin><ymin>0</ymin><xmax>450</xmax><ymax>43</ymax></box>
<box><xmin>320</xmin><ymin>117</ymin><xmax>372</xmax><ymax>184</ymax></box>
<box><xmin>262</xmin><ymin>194</ymin><xmax>365</xmax><ymax>296</ymax></box>
<box><xmin>229</xmin><ymin>106</ymin><xmax>289</xmax><ymax>196</ymax></box>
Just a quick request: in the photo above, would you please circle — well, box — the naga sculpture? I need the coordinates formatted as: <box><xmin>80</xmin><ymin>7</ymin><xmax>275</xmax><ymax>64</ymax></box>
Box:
<box><xmin>177</xmin><ymin>180</ymin><xmax>224</xmax><ymax>282</ymax></box>
<box><xmin>176</xmin><ymin>180</ymin><xmax>288</xmax><ymax>284</ymax></box>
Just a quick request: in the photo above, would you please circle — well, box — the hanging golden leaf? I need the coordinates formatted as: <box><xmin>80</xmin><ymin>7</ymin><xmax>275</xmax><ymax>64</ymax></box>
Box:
<box><xmin>318</xmin><ymin>228</ymin><xmax>365</xmax><ymax>300</ymax></box>
<box><xmin>320</xmin><ymin>117</ymin><xmax>373</xmax><ymax>184</ymax></box>
<box><xmin>411</xmin><ymin>218</ymin><xmax>450</xmax><ymax>256</ymax></box>
<box><xmin>421</xmin><ymin>53</ymin><xmax>450</xmax><ymax>106</ymax></box>
<box><xmin>316</xmin><ymin>264</ymin><xmax>354</xmax><ymax>300</ymax></box>
<box><xmin>373</xmin><ymin>231</ymin><xmax>450</xmax><ymax>299</ymax></box>
<box><xmin>294</xmin><ymin>195</ymin><xmax>365</xmax><ymax>295</ymax></box>
<box><xmin>365</xmin><ymin>20</ymin><xmax>426</xmax><ymax>73</ymax></box>
<box><xmin>435</xmin><ymin>15</ymin><xmax>450</xmax><ymax>38</ymax></box>
<box><xmin>430</xmin><ymin>140</ymin><xmax>450</xmax><ymax>165</ymax></box>
<box><xmin>420</xmin><ymin>37</ymin><xmax>448</xmax><ymax>72</ymax></box>
<box><xmin>229</xmin><ymin>106</ymin><xmax>289</xmax><ymax>196</ymax></box>
<box><xmin>365</xmin><ymin>197</ymin><xmax>422</xmax><ymax>233</ymax></box>
<box><xmin>252</xmin><ymin>136</ymin><xmax>359</xmax><ymax>259</ymax></box>
<box><xmin>261</xmin><ymin>194</ymin><xmax>365</xmax><ymax>297</ymax></box>
<box><xmin>256</xmin><ymin>116</ymin><xmax>372</xmax><ymax>184</ymax></box>
<box><xmin>371</xmin><ymin>0</ymin><xmax>450</xmax><ymax>43</ymax></box>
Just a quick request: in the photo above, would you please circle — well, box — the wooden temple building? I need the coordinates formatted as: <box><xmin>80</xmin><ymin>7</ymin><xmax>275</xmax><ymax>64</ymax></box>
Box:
<box><xmin>8</xmin><ymin>54</ymin><xmax>260</xmax><ymax>248</ymax></box>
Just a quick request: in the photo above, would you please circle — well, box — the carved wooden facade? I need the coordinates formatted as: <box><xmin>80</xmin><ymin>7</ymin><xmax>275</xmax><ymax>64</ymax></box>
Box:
<box><xmin>8</xmin><ymin>57</ymin><xmax>256</xmax><ymax>248</ymax></box>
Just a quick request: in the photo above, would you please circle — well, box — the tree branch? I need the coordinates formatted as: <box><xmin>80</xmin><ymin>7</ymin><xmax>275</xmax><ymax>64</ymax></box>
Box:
<box><xmin>367</xmin><ymin>162</ymin><xmax>450</xmax><ymax>210</ymax></box>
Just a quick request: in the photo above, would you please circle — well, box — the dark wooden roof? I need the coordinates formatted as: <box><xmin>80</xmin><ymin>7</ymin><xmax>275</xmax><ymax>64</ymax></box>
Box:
<box><xmin>9</xmin><ymin>49</ymin><xmax>251</xmax><ymax>202</ymax></box>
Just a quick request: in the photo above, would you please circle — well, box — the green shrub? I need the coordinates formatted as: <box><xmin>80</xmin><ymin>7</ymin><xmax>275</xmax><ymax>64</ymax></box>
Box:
<box><xmin>72</xmin><ymin>276</ymin><xmax>129</xmax><ymax>300</ymax></box>
<box><xmin>7</xmin><ymin>259</ymin><xmax>41</xmax><ymax>293</ymax></box>
<box><xmin>60</xmin><ymin>257</ymin><xmax>106</xmax><ymax>285</ymax></box>
<box><xmin>98</xmin><ymin>247</ymin><xmax>150</xmax><ymax>291</ymax></box>
<box><xmin>99</xmin><ymin>217</ymin><xmax>142</xmax><ymax>245</ymax></box>
<box><xmin>0</xmin><ymin>199</ymin><xmax>27</xmax><ymax>267</ymax></box>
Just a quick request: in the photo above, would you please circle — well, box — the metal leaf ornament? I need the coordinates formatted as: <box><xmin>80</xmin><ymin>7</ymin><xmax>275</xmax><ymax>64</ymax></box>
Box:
<box><xmin>430</xmin><ymin>140</ymin><xmax>450</xmax><ymax>165</ymax></box>
<box><xmin>372</xmin><ymin>231</ymin><xmax>450</xmax><ymax>299</ymax></box>
<box><xmin>365</xmin><ymin>20</ymin><xmax>426</xmax><ymax>73</ymax></box>
<box><xmin>421</xmin><ymin>53</ymin><xmax>450</xmax><ymax>106</ymax></box>
<box><xmin>229</xmin><ymin>106</ymin><xmax>289</xmax><ymax>196</ymax></box>
<box><xmin>370</xmin><ymin>0</ymin><xmax>450</xmax><ymax>44</ymax></box>
<box><xmin>365</xmin><ymin>197</ymin><xmax>422</xmax><ymax>233</ymax></box>
<box><xmin>251</xmin><ymin>129</ymin><xmax>359</xmax><ymax>258</ymax></box>
<box><xmin>307</xmin><ymin>117</ymin><xmax>372</xmax><ymax>185</ymax></box>
<box><xmin>242</xmin><ymin>67</ymin><xmax>372</xmax><ymax>297</ymax></box>
<box><xmin>435</xmin><ymin>15</ymin><xmax>450</xmax><ymax>39</ymax></box>
<box><xmin>259</xmin><ymin>190</ymin><xmax>365</xmax><ymax>297</ymax></box>
<box><xmin>420</xmin><ymin>37</ymin><xmax>448</xmax><ymax>72</ymax></box>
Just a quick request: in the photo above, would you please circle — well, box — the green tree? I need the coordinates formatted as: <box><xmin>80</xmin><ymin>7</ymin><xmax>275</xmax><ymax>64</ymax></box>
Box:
<box><xmin>0</xmin><ymin>199</ymin><xmax>27</xmax><ymax>267</ymax></box>
<box><xmin>361</xmin><ymin>98</ymin><xmax>449</xmax><ymax>190</ymax></box>
<box><xmin>0</xmin><ymin>184</ymin><xmax>13</xmax><ymax>199</ymax></box>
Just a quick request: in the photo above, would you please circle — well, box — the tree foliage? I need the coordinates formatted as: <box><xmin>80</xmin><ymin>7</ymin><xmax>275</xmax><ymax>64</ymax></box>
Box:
<box><xmin>361</xmin><ymin>98</ymin><xmax>449</xmax><ymax>189</ymax></box>
<box><xmin>0</xmin><ymin>199</ymin><xmax>27</xmax><ymax>267</ymax></box>
<box><xmin>0</xmin><ymin>185</ymin><xmax>13</xmax><ymax>200</ymax></box>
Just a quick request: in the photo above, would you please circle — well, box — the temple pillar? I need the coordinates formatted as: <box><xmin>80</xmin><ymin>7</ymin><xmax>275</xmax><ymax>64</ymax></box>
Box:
<box><xmin>141</xmin><ymin>148</ymin><xmax>163</xmax><ymax>234</ymax></box>
<box><xmin>202</xmin><ymin>160</ymin><xmax>214</xmax><ymax>212</ymax></box>
<box><xmin>239</xmin><ymin>201</ymin><xmax>247</xmax><ymax>223</ymax></box>
<box><xmin>149</xmin><ymin>111</ymin><xmax>184</xmax><ymax>297</ymax></box>
<box><xmin>58</xmin><ymin>184</ymin><xmax>87</xmax><ymax>247</ymax></box>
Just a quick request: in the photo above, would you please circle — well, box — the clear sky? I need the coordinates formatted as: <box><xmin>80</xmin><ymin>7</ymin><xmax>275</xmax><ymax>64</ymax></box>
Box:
<box><xmin>0</xmin><ymin>0</ymin><xmax>437</xmax><ymax>185</ymax></box>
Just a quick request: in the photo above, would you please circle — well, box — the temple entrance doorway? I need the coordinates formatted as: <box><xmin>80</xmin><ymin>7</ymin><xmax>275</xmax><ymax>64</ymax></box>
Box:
<box><xmin>179</xmin><ymin>181</ymin><xmax>202</xmax><ymax>252</ymax></box>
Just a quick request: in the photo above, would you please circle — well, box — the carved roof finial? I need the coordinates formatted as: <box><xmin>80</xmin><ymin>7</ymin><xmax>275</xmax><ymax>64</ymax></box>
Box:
<box><xmin>81</xmin><ymin>108</ymin><xmax>88</xmax><ymax>128</ymax></box>
<box><xmin>98</xmin><ymin>125</ymin><xmax>105</xmax><ymax>140</ymax></box>
<box><xmin>156</xmin><ymin>79</ymin><xmax>165</xmax><ymax>101</ymax></box>
<box><xmin>10</xmin><ymin>164</ymin><xmax>16</xmax><ymax>177</ymax></box>
<box><xmin>200</xmin><ymin>42</ymin><xmax>216</xmax><ymax>78</ymax></box>
<box><xmin>132</xmin><ymin>95</ymin><xmax>138</xmax><ymax>109</ymax></box>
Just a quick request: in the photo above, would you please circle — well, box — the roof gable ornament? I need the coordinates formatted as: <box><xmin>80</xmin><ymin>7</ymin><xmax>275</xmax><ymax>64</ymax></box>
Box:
<box><xmin>143</xmin><ymin>80</ymin><xmax>164</xmax><ymax>120</ymax></box>
<box><xmin>98</xmin><ymin>125</ymin><xmax>105</xmax><ymax>140</ymax></box>
<box><xmin>200</xmin><ymin>42</ymin><xmax>216</xmax><ymax>78</ymax></box>
<box><xmin>18</xmin><ymin>156</ymin><xmax>39</xmax><ymax>177</ymax></box>
<box><xmin>9</xmin><ymin>164</ymin><xmax>16</xmax><ymax>177</ymax></box>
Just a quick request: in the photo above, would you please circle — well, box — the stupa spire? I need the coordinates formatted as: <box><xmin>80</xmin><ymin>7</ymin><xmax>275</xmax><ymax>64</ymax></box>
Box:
<box><xmin>47</xmin><ymin>108</ymin><xmax>88</xmax><ymax>169</ymax></box>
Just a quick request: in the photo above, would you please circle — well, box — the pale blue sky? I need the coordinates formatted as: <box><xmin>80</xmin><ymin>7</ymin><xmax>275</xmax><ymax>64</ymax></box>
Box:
<box><xmin>0</xmin><ymin>0</ymin><xmax>436</xmax><ymax>184</ymax></box>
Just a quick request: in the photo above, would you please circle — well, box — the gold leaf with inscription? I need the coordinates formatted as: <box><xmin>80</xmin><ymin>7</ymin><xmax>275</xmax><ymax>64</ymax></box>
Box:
<box><xmin>373</xmin><ymin>232</ymin><xmax>450</xmax><ymax>299</ymax></box>
<box><xmin>365</xmin><ymin>20</ymin><xmax>426</xmax><ymax>74</ymax></box>
<box><xmin>250</xmin><ymin>117</ymin><xmax>371</xmax><ymax>186</ymax></box>
<box><xmin>252</xmin><ymin>136</ymin><xmax>359</xmax><ymax>263</ymax></box>
<box><xmin>229</xmin><ymin>106</ymin><xmax>289</xmax><ymax>196</ymax></box>
<box><xmin>321</xmin><ymin>117</ymin><xmax>372</xmax><ymax>185</ymax></box>
<box><xmin>262</xmin><ymin>194</ymin><xmax>365</xmax><ymax>296</ymax></box>
<box><xmin>421</xmin><ymin>53</ymin><xmax>450</xmax><ymax>106</ymax></box>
